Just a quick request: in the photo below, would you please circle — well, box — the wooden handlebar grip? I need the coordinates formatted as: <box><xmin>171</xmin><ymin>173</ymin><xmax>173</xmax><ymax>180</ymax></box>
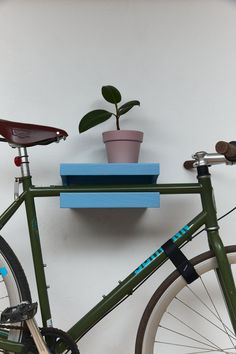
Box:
<box><xmin>215</xmin><ymin>141</ymin><xmax>236</xmax><ymax>157</ymax></box>
<box><xmin>183</xmin><ymin>160</ymin><xmax>195</xmax><ymax>170</ymax></box>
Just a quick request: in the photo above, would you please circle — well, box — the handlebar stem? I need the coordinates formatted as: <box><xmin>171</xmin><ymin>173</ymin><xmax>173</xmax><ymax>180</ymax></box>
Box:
<box><xmin>192</xmin><ymin>151</ymin><xmax>234</xmax><ymax>167</ymax></box>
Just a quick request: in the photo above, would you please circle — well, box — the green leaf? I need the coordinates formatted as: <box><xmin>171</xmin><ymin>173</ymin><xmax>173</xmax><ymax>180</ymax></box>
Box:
<box><xmin>118</xmin><ymin>100</ymin><xmax>140</xmax><ymax>116</ymax></box>
<box><xmin>101</xmin><ymin>86</ymin><xmax>122</xmax><ymax>104</ymax></box>
<box><xmin>79</xmin><ymin>109</ymin><xmax>112</xmax><ymax>133</ymax></box>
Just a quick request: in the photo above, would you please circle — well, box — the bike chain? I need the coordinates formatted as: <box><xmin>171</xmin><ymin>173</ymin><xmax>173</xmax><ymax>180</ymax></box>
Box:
<box><xmin>25</xmin><ymin>327</ymin><xmax>80</xmax><ymax>354</ymax></box>
<box><xmin>0</xmin><ymin>323</ymin><xmax>24</xmax><ymax>330</ymax></box>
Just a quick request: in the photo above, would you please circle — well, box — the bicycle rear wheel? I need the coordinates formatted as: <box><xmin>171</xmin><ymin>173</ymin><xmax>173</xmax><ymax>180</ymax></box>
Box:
<box><xmin>0</xmin><ymin>235</ymin><xmax>31</xmax><ymax>344</ymax></box>
<box><xmin>135</xmin><ymin>245</ymin><xmax>236</xmax><ymax>354</ymax></box>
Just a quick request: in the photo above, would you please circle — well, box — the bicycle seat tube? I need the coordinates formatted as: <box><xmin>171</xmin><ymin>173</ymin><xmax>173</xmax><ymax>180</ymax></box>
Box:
<box><xmin>198</xmin><ymin>163</ymin><xmax>236</xmax><ymax>333</ymax></box>
<box><xmin>18</xmin><ymin>147</ymin><xmax>52</xmax><ymax>328</ymax></box>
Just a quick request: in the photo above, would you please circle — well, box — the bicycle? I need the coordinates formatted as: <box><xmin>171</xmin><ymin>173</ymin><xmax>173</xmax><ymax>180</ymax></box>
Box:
<box><xmin>0</xmin><ymin>118</ymin><xmax>235</xmax><ymax>354</ymax></box>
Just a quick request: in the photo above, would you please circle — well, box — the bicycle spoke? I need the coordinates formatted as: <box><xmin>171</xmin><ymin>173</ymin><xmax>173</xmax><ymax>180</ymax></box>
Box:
<box><xmin>160</xmin><ymin>278</ymin><xmax>236</xmax><ymax>353</ymax></box>
<box><xmin>184</xmin><ymin>277</ymin><xmax>236</xmax><ymax>352</ymax></box>
<box><xmin>186</xmin><ymin>283</ymin><xmax>236</xmax><ymax>339</ymax></box>
<box><xmin>187</xmin><ymin>349</ymin><xmax>235</xmax><ymax>354</ymax></box>
<box><xmin>158</xmin><ymin>324</ymin><xmax>221</xmax><ymax>351</ymax></box>
<box><xmin>200</xmin><ymin>275</ymin><xmax>236</xmax><ymax>348</ymax></box>
<box><xmin>159</xmin><ymin>295</ymin><xmax>236</xmax><ymax>354</ymax></box>
<box><xmin>192</xmin><ymin>274</ymin><xmax>236</xmax><ymax>352</ymax></box>
<box><xmin>175</xmin><ymin>296</ymin><xmax>236</xmax><ymax>340</ymax></box>
<box><xmin>155</xmin><ymin>340</ymin><xmax>217</xmax><ymax>351</ymax></box>
<box><xmin>155</xmin><ymin>341</ymin><xmax>235</xmax><ymax>354</ymax></box>
<box><xmin>0</xmin><ymin>296</ymin><xmax>8</xmax><ymax>301</ymax></box>
<box><xmin>166</xmin><ymin>311</ymin><xmax>224</xmax><ymax>352</ymax></box>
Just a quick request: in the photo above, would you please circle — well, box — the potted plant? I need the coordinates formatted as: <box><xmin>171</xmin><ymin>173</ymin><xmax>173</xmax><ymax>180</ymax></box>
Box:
<box><xmin>79</xmin><ymin>85</ymin><xmax>143</xmax><ymax>163</ymax></box>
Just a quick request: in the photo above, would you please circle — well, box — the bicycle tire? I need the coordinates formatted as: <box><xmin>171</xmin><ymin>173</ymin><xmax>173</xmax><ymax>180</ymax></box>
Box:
<box><xmin>135</xmin><ymin>245</ymin><xmax>236</xmax><ymax>354</ymax></box>
<box><xmin>0</xmin><ymin>235</ymin><xmax>31</xmax><ymax>345</ymax></box>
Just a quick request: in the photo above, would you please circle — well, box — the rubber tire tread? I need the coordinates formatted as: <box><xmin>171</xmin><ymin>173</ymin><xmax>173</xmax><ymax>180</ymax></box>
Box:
<box><xmin>135</xmin><ymin>245</ymin><xmax>236</xmax><ymax>354</ymax></box>
<box><xmin>0</xmin><ymin>235</ymin><xmax>32</xmax><ymax>343</ymax></box>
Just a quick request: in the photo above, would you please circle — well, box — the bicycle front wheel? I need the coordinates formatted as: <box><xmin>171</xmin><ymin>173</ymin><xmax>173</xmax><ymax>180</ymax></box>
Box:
<box><xmin>0</xmin><ymin>235</ymin><xmax>31</xmax><ymax>344</ymax></box>
<box><xmin>135</xmin><ymin>245</ymin><xmax>236</xmax><ymax>354</ymax></box>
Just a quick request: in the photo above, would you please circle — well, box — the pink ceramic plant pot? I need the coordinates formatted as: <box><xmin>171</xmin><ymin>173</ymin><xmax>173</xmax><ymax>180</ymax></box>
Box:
<box><xmin>102</xmin><ymin>130</ymin><xmax>144</xmax><ymax>163</ymax></box>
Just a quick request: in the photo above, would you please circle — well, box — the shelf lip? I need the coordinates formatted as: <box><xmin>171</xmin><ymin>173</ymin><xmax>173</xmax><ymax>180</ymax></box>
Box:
<box><xmin>60</xmin><ymin>163</ymin><xmax>160</xmax><ymax>176</ymax></box>
<box><xmin>60</xmin><ymin>163</ymin><xmax>160</xmax><ymax>186</ymax></box>
<box><xmin>60</xmin><ymin>192</ymin><xmax>160</xmax><ymax>208</ymax></box>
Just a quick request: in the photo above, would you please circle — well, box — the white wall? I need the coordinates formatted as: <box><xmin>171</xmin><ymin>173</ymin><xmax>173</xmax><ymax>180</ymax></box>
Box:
<box><xmin>1</xmin><ymin>0</ymin><xmax>236</xmax><ymax>353</ymax></box>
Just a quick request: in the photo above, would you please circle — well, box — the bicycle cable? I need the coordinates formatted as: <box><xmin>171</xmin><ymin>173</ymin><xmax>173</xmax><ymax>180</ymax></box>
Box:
<box><xmin>190</xmin><ymin>206</ymin><xmax>236</xmax><ymax>241</ymax></box>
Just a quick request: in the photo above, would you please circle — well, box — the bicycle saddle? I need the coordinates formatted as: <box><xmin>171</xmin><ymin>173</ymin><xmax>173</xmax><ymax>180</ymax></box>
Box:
<box><xmin>0</xmin><ymin>119</ymin><xmax>68</xmax><ymax>147</ymax></box>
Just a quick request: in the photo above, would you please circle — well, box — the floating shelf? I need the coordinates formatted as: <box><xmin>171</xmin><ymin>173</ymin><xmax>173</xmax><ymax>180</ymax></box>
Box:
<box><xmin>60</xmin><ymin>163</ymin><xmax>160</xmax><ymax>208</ymax></box>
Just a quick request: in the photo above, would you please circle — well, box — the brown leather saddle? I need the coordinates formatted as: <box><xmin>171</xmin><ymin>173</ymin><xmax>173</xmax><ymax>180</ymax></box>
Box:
<box><xmin>0</xmin><ymin>119</ymin><xmax>68</xmax><ymax>147</ymax></box>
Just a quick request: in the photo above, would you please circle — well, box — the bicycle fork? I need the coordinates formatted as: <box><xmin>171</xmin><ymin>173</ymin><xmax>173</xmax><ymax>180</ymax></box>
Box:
<box><xmin>198</xmin><ymin>165</ymin><xmax>236</xmax><ymax>334</ymax></box>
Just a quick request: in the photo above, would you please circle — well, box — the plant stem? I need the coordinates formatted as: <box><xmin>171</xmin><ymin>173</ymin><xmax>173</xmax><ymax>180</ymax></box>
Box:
<box><xmin>115</xmin><ymin>103</ymin><xmax>120</xmax><ymax>130</ymax></box>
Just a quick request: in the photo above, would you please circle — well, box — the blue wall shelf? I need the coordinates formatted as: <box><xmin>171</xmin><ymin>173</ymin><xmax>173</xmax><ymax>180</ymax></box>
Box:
<box><xmin>60</xmin><ymin>163</ymin><xmax>160</xmax><ymax>208</ymax></box>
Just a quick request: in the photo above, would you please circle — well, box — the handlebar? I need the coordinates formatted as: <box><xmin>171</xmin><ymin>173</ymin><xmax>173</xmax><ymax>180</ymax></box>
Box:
<box><xmin>183</xmin><ymin>141</ymin><xmax>236</xmax><ymax>170</ymax></box>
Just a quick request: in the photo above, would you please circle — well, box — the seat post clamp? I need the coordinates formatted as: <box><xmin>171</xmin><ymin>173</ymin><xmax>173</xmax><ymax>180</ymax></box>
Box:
<box><xmin>14</xmin><ymin>177</ymin><xmax>22</xmax><ymax>200</ymax></box>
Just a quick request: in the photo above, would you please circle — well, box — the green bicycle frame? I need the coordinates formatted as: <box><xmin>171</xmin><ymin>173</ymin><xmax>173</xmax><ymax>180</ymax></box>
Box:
<box><xmin>0</xmin><ymin>164</ymin><xmax>236</xmax><ymax>353</ymax></box>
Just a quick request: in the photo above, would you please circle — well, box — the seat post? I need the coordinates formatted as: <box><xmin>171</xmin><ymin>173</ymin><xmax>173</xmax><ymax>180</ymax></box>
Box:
<box><xmin>17</xmin><ymin>146</ymin><xmax>53</xmax><ymax>327</ymax></box>
<box><xmin>18</xmin><ymin>147</ymin><xmax>31</xmax><ymax>177</ymax></box>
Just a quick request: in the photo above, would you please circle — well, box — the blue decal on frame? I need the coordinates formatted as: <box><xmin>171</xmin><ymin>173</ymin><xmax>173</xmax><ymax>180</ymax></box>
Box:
<box><xmin>134</xmin><ymin>225</ymin><xmax>190</xmax><ymax>275</ymax></box>
<box><xmin>0</xmin><ymin>267</ymin><xmax>7</xmax><ymax>277</ymax></box>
